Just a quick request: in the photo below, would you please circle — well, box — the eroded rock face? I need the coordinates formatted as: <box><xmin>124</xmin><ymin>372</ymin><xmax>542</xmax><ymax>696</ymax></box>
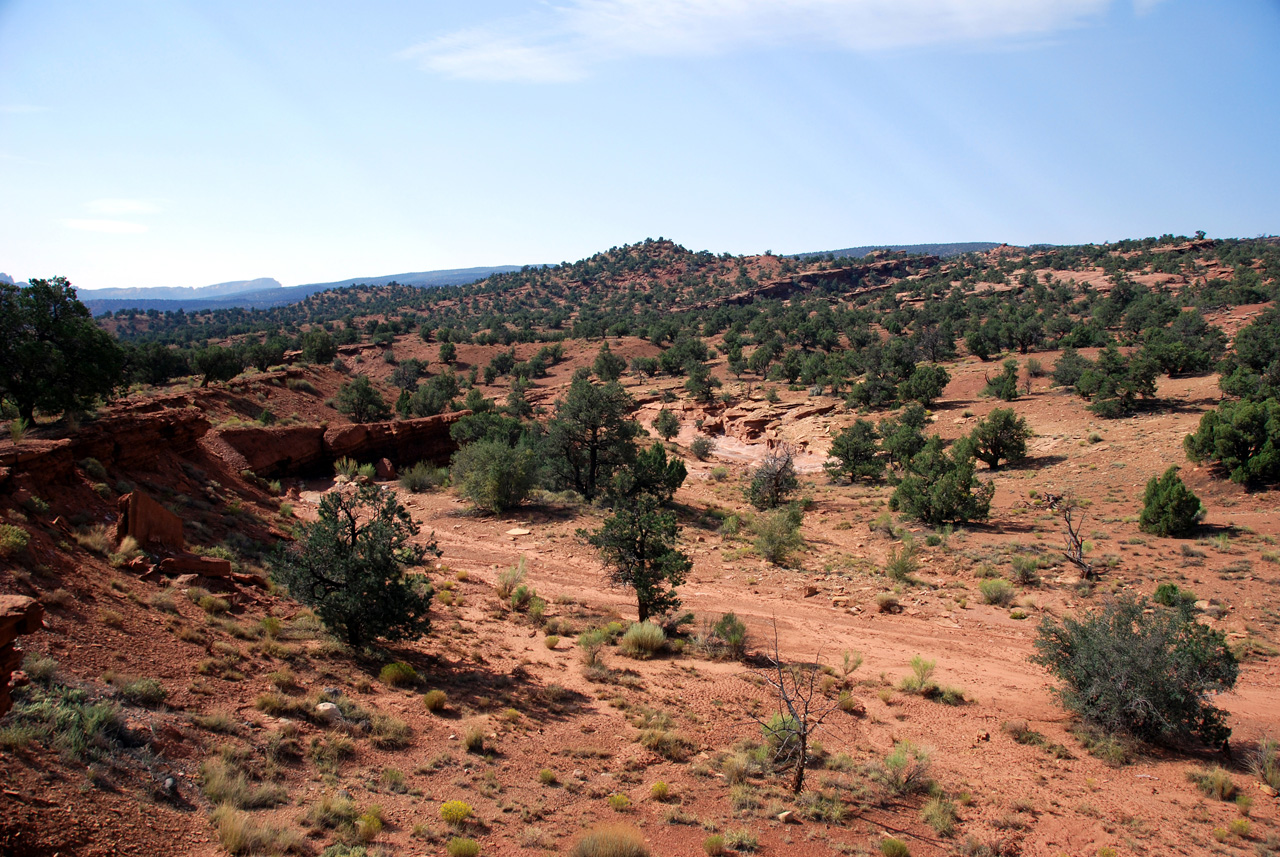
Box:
<box><xmin>116</xmin><ymin>490</ymin><xmax>185</xmax><ymax>551</ymax></box>
<box><xmin>207</xmin><ymin>412</ymin><xmax>466</xmax><ymax>478</ymax></box>
<box><xmin>0</xmin><ymin>596</ymin><xmax>44</xmax><ymax>718</ymax></box>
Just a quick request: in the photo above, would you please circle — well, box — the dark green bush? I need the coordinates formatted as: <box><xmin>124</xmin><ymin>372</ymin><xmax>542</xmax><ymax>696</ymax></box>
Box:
<box><xmin>451</xmin><ymin>441</ymin><xmax>536</xmax><ymax>513</ymax></box>
<box><xmin>1139</xmin><ymin>466</ymin><xmax>1204</xmax><ymax>536</ymax></box>
<box><xmin>969</xmin><ymin>408</ymin><xmax>1032</xmax><ymax>470</ymax></box>
<box><xmin>1184</xmin><ymin>397</ymin><xmax>1280</xmax><ymax>485</ymax></box>
<box><xmin>1031</xmin><ymin>595</ymin><xmax>1238</xmax><ymax>747</ymax></box>
<box><xmin>824</xmin><ymin>419</ymin><xmax>883</xmax><ymax>482</ymax></box>
<box><xmin>890</xmin><ymin>437</ymin><xmax>994</xmax><ymax>525</ymax></box>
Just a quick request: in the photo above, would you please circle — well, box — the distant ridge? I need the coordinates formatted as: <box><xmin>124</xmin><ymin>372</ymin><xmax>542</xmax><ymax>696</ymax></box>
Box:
<box><xmin>82</xmin><ymin>265</ymin><xmax>526</xmax><ymax>314</ymax></box>
<box><xmin>80</xmin><ymin>277</ymin><xmax>283</xmax><ymax>301</ymax></box>
<box><xmin>791</xmin><ymin>242</ymin><xmax>1001</xmax><ymax>260</ymax></box>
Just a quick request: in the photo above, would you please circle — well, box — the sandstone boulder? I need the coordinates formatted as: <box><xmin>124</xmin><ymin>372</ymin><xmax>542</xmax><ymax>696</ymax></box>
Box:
<box><xmin>0</xmin><ymin>596</ymin><xmax>44</xmax><ymax>717</ymax></box>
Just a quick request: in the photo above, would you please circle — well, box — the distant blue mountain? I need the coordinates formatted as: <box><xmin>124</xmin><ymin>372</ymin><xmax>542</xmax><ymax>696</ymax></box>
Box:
<box><xmin>791</xmin><ymin>242</ymin><xmax>1002</xmax><ymax>260</ymax></box>
<box><xmin>81</xmin><ymin>265</ymin><xmax>526</xmax><ymax>314</ymax></box>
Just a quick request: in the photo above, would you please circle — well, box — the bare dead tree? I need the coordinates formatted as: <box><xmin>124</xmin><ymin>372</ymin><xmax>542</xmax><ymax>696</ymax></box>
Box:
<box><xmin>746</xmin><ymin>618</ymin><xmax>841</xmax><ymax>794</ymax></box>
<box><xmin>1044</xmin><ymin>491</ymin><xmax>1095</xmax><ymax>580</ymax></box>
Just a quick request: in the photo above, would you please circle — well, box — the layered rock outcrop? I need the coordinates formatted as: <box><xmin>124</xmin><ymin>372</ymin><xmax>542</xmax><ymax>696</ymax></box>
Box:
<box><xmin>0</xmin><ymin>596</ymin><xmax>43</xmax><ymax>718</ymax></box>
<box><xmin>205</xmin><ymin>411</ymin><xmax>466</xmax><ymax>477</ymax></box>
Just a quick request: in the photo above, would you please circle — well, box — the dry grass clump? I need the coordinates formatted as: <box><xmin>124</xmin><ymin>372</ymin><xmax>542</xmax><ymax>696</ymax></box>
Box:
<box><xmin>201</xmin><ymin>757</ymin><xmax>287</xmax><ymax>809</ymax></box>
<box><xmin>1252</xmin><ymin>737</ymin><xmax>1280</xmax><ymax>790</ymax></box>
<box><xmin>1188</xmin><ymin>766</ymin><xmax>1237</xmax><ymax>801</ymax></box>
<box><xmin>211</xmin><ymin>804</ymin><xmax>306</xmax><ymax>855</ymax></box>
<box><xmin>74</xmin><ymin>524</ymin><xmax>114</xmax><ymax>555</ymax></box>
<box><xmin>447</xmin><ymin>838</ymin><xmax>481</xmax><ymax>857</ymax></box>
<box><xmin>568</xmin><ymin>823</ymin><xmax>651</xmax><ymax>857</ymax></box>
<box><xmin>423</xmin><ymin>689</ymin><xmax>448</xmax><ymax>713</ymax></box>
<box><xmin>619</xmin><ymin>622</ymin><xmax>666</xmax><ymax>659</ymax></box>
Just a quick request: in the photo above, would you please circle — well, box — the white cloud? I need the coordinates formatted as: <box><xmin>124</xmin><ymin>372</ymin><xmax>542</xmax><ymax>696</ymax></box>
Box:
<box><xmin>404</xmin><ymin>0</ymin><xmax>1115</xmax><ymax>82</ymax></box>
<box><xmin>86</xmin><ymin>198</ymin><xmax>162</xmax><ymax>215</ymax></box>
<box><xmin>64</xmin><ymin>219</ymin><xmax>148</xmax><ymax>234</ymax></box>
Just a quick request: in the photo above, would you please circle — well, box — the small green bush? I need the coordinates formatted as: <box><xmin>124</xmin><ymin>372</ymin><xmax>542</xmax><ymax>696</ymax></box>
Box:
<box><xmin>496</xmin><ymin>557</ymin><xmax>527</xmax><ymax>599</ymax></box>
<box><xmin>703</xmin><ymin>834</ymin><xmax>726</xmax><ymax>856</ymax></box>
<box><xmin>921</xmin><ymin>796</ymin><xmax>957</xmax><ymax>836</ymax></box>
<box><xmin>1189</xmin><ymin>766</ymin><xmax>1238</xmax><ymax>801</ymax></box>
<box><xmin>607</xmin><ymin>793</ymin><xmax>631</xmax><ymax>811</ymax></box>
<box><xmin>446</xmin><ymin>838</ymin><xmax>480</xmax><ymax>857</ymax></box>
<box><xmin>399</xmin><ymin>461</ymin><xmax>448</xmax><ymax>493</ymax></box>
<box><xmin>119</xmin><ymin>678</ymin><xmax>168</xmax><ymax>707</ymax></box>
<box><xmin>979</xmin><ymin>578</ymin><xmax>1015</xmax><ymax>606</ymax></box>
<box><xmin>379</xmin><ymin>662</ymin><xmax>418</xmax><ymax>687</ymax></box>
<box><xmin>690</xmin><ymin>436</ymin><xmax>714</xmax><ymax>461</ymax></box>
<box><xmin>423</xmin><ymin>689</ymin><xmax>447</xmax><ymax>713</ymax></box>
<box><xmin>753</xmin><ymin>505</ymin><xmax>804</xmax><ymax>566</ymax></box>
<box><xmin>0</xmin><ymin>524</ymin><xmax>30</xmax><ymax>558</ymax></box>
<box><xmin>880</xmin><ymin>837</ymin><xmax>911</xmax><ymax>857</ymax></box>
<box><xmin>709</xmin><ymin>612</ymin><xmax>748</xmax><ymax>659</ymax></box>
<box><xmin>1251</xmin><ymin>737</ymin><xmax>1280</xmax><ymax>790</ymax></box>
<box><xmin>463</xmin><ymin>727</ymin><xmax>485</xmax><ymax>754</ymax></box>
<box><xmin>874</xmin><ymin>741</ymin><xmax>933</xmax><ymax>796</ymax></box>
<box><xmin>619</xmin><ymin>622</ymin><xmax>666</xmax><ymax>659</ymax></box>
<box><xmin>1139</xmin><ymin>467</ymin><xmax>1204</xmax><ymax>537</ymax></box>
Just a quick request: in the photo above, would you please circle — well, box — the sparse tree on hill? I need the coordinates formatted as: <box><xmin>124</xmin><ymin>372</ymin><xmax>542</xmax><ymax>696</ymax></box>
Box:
<box><xmin>593</xmin><ymin>341</ymin><xmax>626</xmax><ymax>382</ymax></box>
<box><xmin>748</xmin><ymin>444</ymin><xmax>799</xmax><ymax>510</ymax></box>
<box><xmin>0</xmin><ymin>277</ymin><xmax>125</xmax><ymax>421</ymax></box>
<box><xmin>544</xmin><ymin>377</ymin><xmax>640</xmax><ymax>500</ymax></box>
<box><xmin>336</xmin><ymin>375</ymin><xmax>390</xmax><ymax>423</ymax></box>
<box><xmin>270</xmin><ymin>483</ymin><xmax>436</xmax><ymax>649</ymax></box>
<box><xmin>969</xmin><ymin>408</ymin><xmax>1032</xmax><ymax>470</ymax></box>
<box><xmin>582</xmin><ymin>493</ymin><xmax>691</xmax><ymax>623</ymax></box>
<box><xmin>824</xmin><ymin>420</ymin><xmax>882</xmax><ymax>483</ymax></box>
<box><xmin>653</xmin><ymin>408</ymin><xmax>680</xmax><ymax>441</ymax></box>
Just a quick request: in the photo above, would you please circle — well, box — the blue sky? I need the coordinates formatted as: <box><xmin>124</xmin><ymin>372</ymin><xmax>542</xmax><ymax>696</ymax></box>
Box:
<box><xmin>1</xmin><ymin>1</ymin><xmax>1277</xmax><ymax>290</ymax></box>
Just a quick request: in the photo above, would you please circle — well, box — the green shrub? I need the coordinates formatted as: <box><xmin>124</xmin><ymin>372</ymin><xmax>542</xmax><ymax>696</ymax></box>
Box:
<box><xmin>399</xmin><ymin>461</ymin><xmax>448</xmax><ymax>493</ymax></box>
<box><xmin>649</xmin><ymin>781</ymin><xmax>669</xmax><ymax>801</ymax></box>
<box><xmin>874</xmin><ymin>741</ymin><xmax>933</xmax><ymax>795</ymax></box>
<box><xmin>496</xmin><ymin>557</ymin><xmax>527</xmax><ymax>599</ymax></box>
<box><xmin>1139</xmin><ymin>467</ymin><xmax>1204</xmax><ymax>536</ymax></box>
<box><xmin>724</xmin><ymin>828</ymin><xmax>758</xmax><ymax>852</ymax></box>
<box><xmin>619</xmin><ymin>622</ymin><xmax>666</xmax><ymax>659</ymax></box>
<box><xmin>979</xmin><ymin>579</ymin><xmax>1015</xmax><ymax>606</ymax></box>
<box><xmin>1184</xmin><ymin>397</ymin><xmax>1280</xmax><ymax>485</ymax></box>
<box><xmin>1153</xmin><ymin>582</ymin><xmax>1197</xmax><ymax>615</ymax></box>
<box><xmin>969</xmin><ymin>408</ymin><xmax>1032</xmax><ymax>470</ymax></box>
<box><xmin>446</xmin><ymin>838</ymin><xmax>480</xmax><ymax>857</ymax></box>
<box><xmin>212</xmin><ymin>803</ymin><xmax>306</xmax><ymax>856</ymax></box>
<box><xmin>1032</xmin><ymin>595</ymin><xmax>1238</xmax><ymax>747</ymax></box>
<box><xmin>334</xmin><ymin>457</ymin><xmax>359</xmax><ymax>478</ymax></box>
<box><xmin>709</xmin><ymin>612</ymin><xmax>749</xmax><ymax>659</ymax></box>
<box><xmin>119</xmin><ymin>678</ymin><xmax>168</xmax><ymax>707</ymax></box>
<box><xmin>921</xmin><ymin>796</ymin><xmax>956</xmax><ymax>837</ymax></box>
<box><xmin>463</xmin><ymin>727</ymin><xmax>485</xmax><ymax>754</ymax></box>
<box><xmin>201</xmin><ymin>757</ymin><xmax>287</xmax><ymax>809</ymax></box>
<box><xmin>568</xmin><ymin>823</ymin><xmax>650</xmax><ymax>857</ymax></box>
<box><xmin>885</xmin><ymin>542</ymin><xmax>919</xmax><ymax>581</ymax></box>
<box><xmin>899</xmin><ymin>655</ymin><xmax>936</xmax><ymax>695</ymax></box>
<box><xmin>703</xmin><ymin>834</ymin><xmax>726</xmax><ymax>856</ymax></box>
<box><xmin>2</xmin><ymin>681</ymin><xmax>123</xmax><ymax>762</ymax></box>
<box><xmin>0</xmin><ymin>524</ymin><xmax>30</xmax><ymax>558</ymax></box>
<box><xmin>539</xmin><ymin>768</ymin><xmax>558</xmax><ymax>785</ymax></box>
<box><xmin>607</xmin><ymin>793</ymin><xmax>631</xmax><ymax>811</ymax></box>
<box><xmin>690</xmin><ymin>436</ymin><xmax>715</xmax><ymax>461</ymax></box>
<box><xmin>451</xmin><ymin>440</ymin><xmax>536</xmax><ymax>513</ymax></box>
<box><xmin>880</xmin><ymin>837</ymin><xmax>911</xmax><ymax>857</ymax></box>
<box><xmin>891</xmin><ymin>437</ymin><xmax>994</xmax><ymax>525</ymax></box>
<box><xmin>753</xmin><ymin>505</ymin><xmax>804</xmax><ymax>565</ymax></box>
<box><xmin>379</xmin><ymin>661</ymin><xmax>418</xmax><ymax>687</ymax></box>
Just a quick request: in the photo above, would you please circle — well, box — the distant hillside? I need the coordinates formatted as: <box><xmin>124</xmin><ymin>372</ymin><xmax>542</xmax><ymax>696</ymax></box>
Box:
<box><xmin>791</xmin><ymin>242</ymin><xmax>1001</xmax><ymax>260</ymax></box>
<box><xmin>80</xmin><ymin>277</ymin><xmax>283</xmax><ymax>301</ymax></box>
<box><xmin>82</xmin><ymin>266</ymin><xmax>526</xmax><ymax>314</ymax></box>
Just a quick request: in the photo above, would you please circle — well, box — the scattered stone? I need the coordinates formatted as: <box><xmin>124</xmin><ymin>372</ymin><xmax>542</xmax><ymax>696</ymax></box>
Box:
<box><xmin>777</xmin><ymin>810</ymin><xmax>796</xmax><ymax>823</ymax></box>
<box><xmin>315</xmin><ymin>702</ymin><xmax>340</xmax><ymax>722</ymax></box>
<box><xmin>506</xmin><ymin>527</ymin><xmax>532</xmax><ymax>536</ymax></box>
<box><xmin>803</xmin><ymin>586</ymin><xmax>819</xmax><ymax>598</ymax></box>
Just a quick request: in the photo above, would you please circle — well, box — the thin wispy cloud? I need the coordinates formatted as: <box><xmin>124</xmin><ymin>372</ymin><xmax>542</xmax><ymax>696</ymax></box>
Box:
<box><xmin>64</xmin><ymin>219</ymin><xmax>148</xmax><ymax>234</ymax></box>
<box><xmin>86</xmin><ymin>198</ymin><xmax>162</xmax><ymax>215</ymax></box>
<box><xmin>0</xmin><ymin>104</ymin><xmax>50</xmax><ymax>114</ymax></box>
<box><xmin>403</xmin><ymin>0</ymin><xmax>1122</xmax><ymax>82</ymax></box>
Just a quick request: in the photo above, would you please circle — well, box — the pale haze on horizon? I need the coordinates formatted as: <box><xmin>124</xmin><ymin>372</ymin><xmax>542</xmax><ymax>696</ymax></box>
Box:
<box><xmin>0</xmin><ymin>0</ymin><xmax>1276</xmax><ymax>291</ymax></box>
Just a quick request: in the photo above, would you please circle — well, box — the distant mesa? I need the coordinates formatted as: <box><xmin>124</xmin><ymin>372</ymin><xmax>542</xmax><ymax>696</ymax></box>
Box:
<box><xmin>0</xmin><ymin>273</ymin><xmax>14</xmax><ymax>285</ymax></box>
<box><xmin>79</xmin><ymin>265</ymin><xmax>527</xmax><ymax>314</ymax></box>
<box><xmin>80</xmin><ymin>277</ymin><xmax>284</xmax><ymax>301</ymax></box>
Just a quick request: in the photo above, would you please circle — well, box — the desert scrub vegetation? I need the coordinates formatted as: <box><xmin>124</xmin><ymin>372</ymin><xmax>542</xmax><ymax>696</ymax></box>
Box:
<box><xmin>1252</xmin><ymin>737</ymin><xmax>1280</xmax><ymax>791</ymax></box>
<box><xmin>898</xmin><ymin>655</ymin><xmax>965</xmax><ymax>704</ymax></box>
<box><xmin>568</xmin><ymin>823</ymin><xmax>651</xmax><ymax>857</ymax></box>
<box><xmin>0</xmin><ymin>676</ymin><xmax>124</xmax><ymax>763</ymax></box>
<box><xmin>423</xmin><ymin>689</ymin><xmax>448</xmax><ymax>713</ymax></box>
<box><xmin>619</xmin><ymin>621</ymin><xmax>666</xmax><ymax>658</ymax></box>
<box><xmin>399</xmin><ymin>460</ymin><xmax>448</xmax><ymax>493</ymax></box>
<box><xmin>1139</xmin><ymin>466</ymin><xmax>1205</xmax><ymax>536</ymax></box>
<box><xmin>211</xmin><ymin>804</ymin><xmax>306</xmax><ymax>856</ymax></box>
<box><xmin>871</xmin><ymin>741</ymin><xmax>934</xmax><ymax>796</ymax></box>
<box><xmin>200</xmin><ymin>756</ymin><xmax>287</xmax><ymax>809</ymax></box>
<box><xmin>978</xmin><ymin>578</ymin><xmax>1015</xmax><ymax>606</ymax></box>
<box><xmin>1188</xmin><ymin>766</ymin><xmax>1237</xmax><ymax>801</ymax></box>
<box><xmin>752</xmin><ymin>504</ymin><xmax>804</xmax><ymax>566</ymax></box>
<box><xmin>378</xmin><ymin>661</ymin><xmax>418</xmax><ymax>687</ymax></box>
<box><xmin>440</xmin><ymin>799</ymin><xmax>474</xmax><ymax>828</ymax></box>
<box><xmin>0</xmin><ymin>523</ymin><xmax>30</xmax><ymax>557</ymax></box>
<box><xmin>1032</xmin><ymin>595</ymin><xmax>1238</xmax><ymax>748</ymax></box>
<box><xmin>446</xmin><ymin>838</ymin><xmax>481</xmax><ymax>857</ymax></box>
